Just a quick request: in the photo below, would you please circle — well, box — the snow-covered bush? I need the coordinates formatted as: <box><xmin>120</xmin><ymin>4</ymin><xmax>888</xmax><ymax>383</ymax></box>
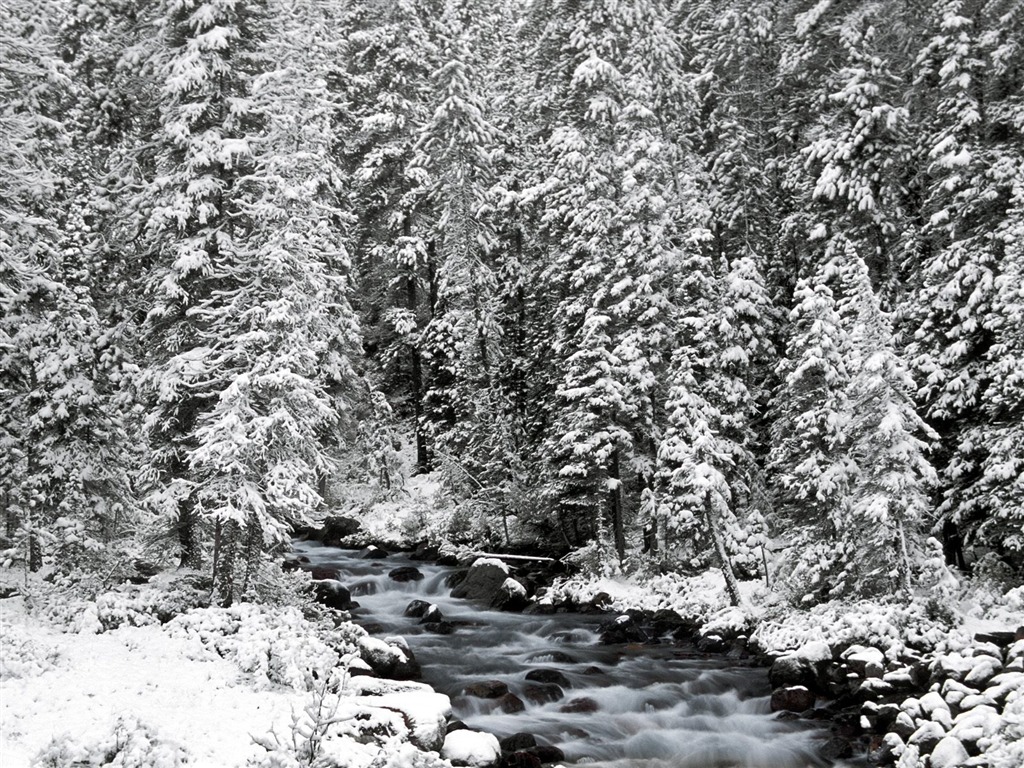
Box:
<box><xmin>752</xmin><ymin>598</ymin><xmax>952</xmax><ymax>658</ymax></box>
<box><xmin>0</xmin><ymin>622</ymin><xmax>59</xmax><ymax>678</ymax></box>
<box><xmin>167</xmin><ymin>604</ymin><xmax>362</xmax><ymax>690</ymax></box>
<box><xmin>22</xmin><ymin>574</ymin><xmax>210</xmax><ymax>632</ymax></box>
<box><xmin>33</xmin><ymin>715</ymin><xmax>190</xmax><ymax>767</ymax></box>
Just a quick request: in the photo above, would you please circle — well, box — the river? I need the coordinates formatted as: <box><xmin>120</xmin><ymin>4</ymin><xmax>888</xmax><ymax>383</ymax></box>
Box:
<box><xmin>293</xmin><ymin>541</ymin><xmax>860</xmax><ymax>768</ymax></box>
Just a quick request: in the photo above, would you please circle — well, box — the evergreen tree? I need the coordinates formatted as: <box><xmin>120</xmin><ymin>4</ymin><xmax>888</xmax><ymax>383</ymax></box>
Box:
<box><xmin>526</xmin><ymin>0</ymin><xmax>704</xmax><ymax>562</ymax></box>
<box><xmin>1</xmin><ymin>0</ymin><xmax>135</xmax><ymax>574</ymax></box>
<box><xmin>131</xmin><ymin>0</ymin><xmax>364</xmax><ymax>603</ymax></box>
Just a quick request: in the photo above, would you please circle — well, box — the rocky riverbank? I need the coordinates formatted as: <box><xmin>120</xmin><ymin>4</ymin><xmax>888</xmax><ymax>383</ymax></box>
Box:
<box><xmin>291</xmin><ymin>517</ymin><xmax>1024</xmax><ymax>767</ymax></box>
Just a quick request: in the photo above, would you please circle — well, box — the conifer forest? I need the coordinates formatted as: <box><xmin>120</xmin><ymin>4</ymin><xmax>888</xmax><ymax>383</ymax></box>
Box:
<box><xmin>5</xmin><ymin>0</ymin><xmax>1023</xmax><ymax>603</ymax></box>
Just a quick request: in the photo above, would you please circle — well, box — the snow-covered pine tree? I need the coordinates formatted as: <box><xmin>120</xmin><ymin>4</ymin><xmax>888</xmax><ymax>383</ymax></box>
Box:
<box><xmin>908</xmin><ymin>0</ymin><xmax>1024</xmax><ymax>561</ymax></box>
<box><xmin>413</xmin><ymin>0</ymin><xmax>502</xmax><ymax>461</ymax></box>
<box><xmin>132</xmin><ymin>0</ymin><xmax>364</xmax><ymax>604</ymax></box>
<box><xmin>838</xmin><ymin>250</ymin><xmax>937</xmax><ymax>597</ymax></box>
<box><xmin>340</xmin><ymin>0</ymin><xmax>440</xmax><ymax>474</ymax></box>
<box><xmin>1</xmin><ymin>0</ymin><xmax>135</xmax><ymax>575</ymax></box>
<box><xmin>525</xmin><ymin>0</ymin><xmax>704</xmax><ymax>563</ymax></box>
<box><xmin>768</xmin><ymin>260</ymin><xmax>856</xmax><ymax>601</ymax></box>
<box><xmin>656</xmin><ymin>353</ymin><xmax>743</xmax><ymax>606</ymax></box>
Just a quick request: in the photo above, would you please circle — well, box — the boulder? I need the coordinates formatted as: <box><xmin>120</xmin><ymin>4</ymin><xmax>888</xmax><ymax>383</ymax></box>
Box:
<box><xmin>312</xmin><ymin>579</ymin><xmax>352</xmax><ymax>610</ymax></box>
<box><xmin>452</xmin><ymin>558</ymin><xmax>512</xmax><ymax>602</ymax></box>
<box><xmin>496</xmin><ymin>693</ymin><xmax>526</xmax><ymax>713</ymax></box>
<box><xmin>389</xmin><ymin>566</ymin><xmax>424</xmax><ymax>583</ymax></box>
<box><xmin>522</xmin><ymin>683</ymin><xmax>564</xmax><ymax>705</ymax></box>
<box><xmin>442</xmin><ymin>730</ymin><xmax>502</xmax><ymax>768</ymax></box>
<box><xmin>463</xmin><ymin>680</ymin><xmax>509</xmax><ymax>699</ymax></box>
<box><xmin>499</xmin><ymin>733</ymin><xmax>537</xmax><ymax>753</ymax></box>
<box><xmin>929</xmin><ymin>736</ymin><xmax>969</xmax><ymax>768</ymax></box>
<box><xmin>404</xmin><ymin>599</ymin><xmax>432</xmax><ymax>619</ymax></box>
<box><xmin>348</xmin><ymin>677</ymin><xmax>451</xmax><ymax>752</ymax></box>
<box><xmin>410</xmin><ymin>543</ymin><xmax>442</xmax><ymax>561</ymax></box>
<box><xmin>525</xmin><ymin>669</ymin><xmax>571</xmax><ymax>688</ymax></box>
<box><xmin>420</xmin><ymin>605</ymin><xmax>445</xmax><ymax>624</ymax></box>
<box><xmin>768</xmin><ymin>655</ymin><xmax>817</xmax><ymax>690</ymax></box>
<box><xmin>492</xmin><ymin>578</ymin><xmax>529</xmax><ymax>611</ymax></box>
<box><xmin>844</xmin><ymin>646</ymin><xmax>885</xmax><ymax>678</ymax></box>
<box><xmin>963</xmin><ymin>656</ymin><xmax>1002</xmax><ymax>688</ymax></box>
<box><xmin>559</xmin><ymin>696</ymin><xmax>598</xmax><ymax>713</ymax></box>
<box><xmin>318</xmin><ymin>515</ymin><xmax>362</xmax><ymax>545</ymax></box>
<box><xmin>599</xmin><ymin>614</ymin><xmax>649</xmax><ymax>645</ymax></box>
<box><xmin>359</xmin><ymin>635</ymin><xmax>421</xmax><ymax>680</ymax></box>
<box><xmin>651</xmin><ymin>609</ymin><xmax>690</xmax><ymax>636</ymax></box>
<box><xmin>311</xmin><ymin>566</ymin><xmax>341</xmax><ymax>580</ymax></box>
<box><xmin>770</xmin><ymin>686</ymin><xmax>815</xmax><ymax>713</ymax></box>
<box><xmin>908</xmin><ymin>721</ymin><xmax>945</xmax><ymax>754</ymax></box>
<box><xmin>696</xmin><ymin>634</ymin><xmax>728</xmax><ymax>653</ymax></box>
<box><xmin>873</xmin><ymin>733</ymin><xmax>906</xmax><ymax>765</ymax></box>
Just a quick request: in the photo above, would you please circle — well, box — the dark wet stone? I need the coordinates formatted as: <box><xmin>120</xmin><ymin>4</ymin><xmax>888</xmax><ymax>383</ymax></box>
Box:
<box><xmin>500</xmin><ymin>733</ymin><xmax>537</xmax><ymax>753</ymax></box>
<box><xmin>409</xmin><ymin>543</ymin><xmax>441</xmax><ymax>561</ymax></box>
<box><xmin>318</xmin><ymin>515</ymin><xmax>361</xmax><ymax>545</ymax></box>
<box><xmin>452</xmin><ymin>561</ymin><xmax>512</xmax><ymax>603</ymax></box>
<box><xmin>388</xmin><ymin>566</ymin><xmax>424</xmax><ymax>583</ymax></box>
<box><xmin>311</xmin><ymin>566</ymin><xmax>340</xmax><ymax>580</ymax></box>
<box><xmin>357</xmin><ymin>545</ymin><xmax>388</xmax><ymax>559</ymax></box>
<box><xmin>522</xmin><ymin>683</ymin><xmax>564</xmax><ymax>705</ymax></box>
<box><xmin>463</xmin><ymin>680</ymin><xmax>509</xmax><ymax>698</ymax></box>
<box><xmin>559</xmin><ymin>697</ymin><xmax>598</xmax><ymax>713</ymax></box>
<box><xmin>526</xmin><ymin>746</ymin><xmax>565</xmax><ymax>764</ymax></box>
<box><xmin>423</xmin><ymin>621</ymin><xmax>455</xmax><ymax>635</ymax></box>
<box><xmin>525</xmin><ymin>668</ymin><xmax>571</xmax><ymax>687</ymax></box>
<box><xmin>496</xmin><ymin>693</ymin><xmax>526</xmax><ymax>713</ymax></box>
<box><xmin>770</xmin><ymin>686</ymin><xmax>815</xmax><ymax>713</ymax></box>
<box><xmin>581</xmin><ymin>666</ymin><xmax>604</xmax><ymax>676</ymax></box>
<box><xmin>446</xmin><ymin>721</ymin><xmax>469</xmax><ymax>733</ymax></box>
<box><xmin>404</xmin><ymin>599</ymin><xmax>432</xmax><ymax>618</ymax></box>
<box><xmin>599</xmin><ymin>614</ymin><xmax>649</xmax><ymax>645</ymax></box>
<box><xmin>420</xmin><ymin>605</ymin><xmax>444</xmax><ymax>623</ymax></box>
<box><xmin>769</xmin><ymin>655</ymin><xmax>817</xmax><ymax>689</ymax></box>
<box><xmin>311</xmin><ymin>579</ymin><xmax>352</xmax><ymax>611</ymax></box>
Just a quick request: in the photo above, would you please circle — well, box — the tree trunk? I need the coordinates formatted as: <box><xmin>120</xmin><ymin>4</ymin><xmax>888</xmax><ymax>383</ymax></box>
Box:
<box><xmin>404</xmin><ymin>217</ymin><xmax>431</xmax><ymax>474</ymax></box>
<box><xmin>28</xmin><ymin>528</ymin><xmax>42</xmax><ymax>573</ymax></box>
<box><xmin>213</xmin><ymin>519</ymin><xmax>240</xmax><ymax>607</ymax></box>
<box><xmin>177</xmin><ymin>496</ymin><xmax>202</xmax><ymax>569</ymax></box>
<box><xmin>704</xmin><ymin>491</ymin><xmax>741</xmax><ymax>607</ymax></box>
<box><xmin>609</xmin><ymin>449</ymin><xmax>626</xmax><ymax>564</ymax></box>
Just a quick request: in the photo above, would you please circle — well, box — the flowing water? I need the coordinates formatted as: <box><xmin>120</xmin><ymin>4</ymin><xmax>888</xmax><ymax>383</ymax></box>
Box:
<box><xmin>293</xmin><ymin>541</ymin><xmax>858</xmax><ymax>768</ymax></box>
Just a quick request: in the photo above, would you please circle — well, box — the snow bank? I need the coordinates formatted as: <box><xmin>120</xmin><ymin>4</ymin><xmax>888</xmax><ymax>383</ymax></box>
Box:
<box><xmin>441</xmin><ymin>730</ymin><xmax>501</xmax><ymax>767</ymax></box>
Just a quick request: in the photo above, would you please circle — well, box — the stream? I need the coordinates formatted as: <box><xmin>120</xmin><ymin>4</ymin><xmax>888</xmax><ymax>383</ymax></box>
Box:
<box><xmin>293</xmin><ymin>541</ymin><xmax>860</xmax><ymax>768</ymax></box>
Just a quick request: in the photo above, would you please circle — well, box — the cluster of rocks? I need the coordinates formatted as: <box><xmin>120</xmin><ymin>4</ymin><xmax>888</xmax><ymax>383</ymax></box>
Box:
<box><xmin>454</xmin><ymin>681</ymin><xmax>572</xmax><ymax>767</ymax></box>
<box><xmin>763</xmin><ymin>630</ymin><xmax>1024</xmax><ymax>766</ymax></box>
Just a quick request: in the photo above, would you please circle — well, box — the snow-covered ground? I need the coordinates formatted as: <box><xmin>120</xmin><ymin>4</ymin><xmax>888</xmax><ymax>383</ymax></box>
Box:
<box><xmin>2</xmin><ymin>595</ymin><xmax>304</xmax><ymax>766</ymax></box>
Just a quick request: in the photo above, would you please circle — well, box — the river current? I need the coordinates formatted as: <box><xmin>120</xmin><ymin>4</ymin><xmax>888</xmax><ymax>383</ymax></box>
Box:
<box><xmin>293</xmin><ymin>541</ymin><xmax>860</xmax><ymax>768</ymax></box>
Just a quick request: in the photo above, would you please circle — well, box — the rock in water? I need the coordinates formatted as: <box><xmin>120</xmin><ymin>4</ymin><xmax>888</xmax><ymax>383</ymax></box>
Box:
<box><xmin>311</xmin><ymin>579</ymin><xmax>352</xmax><ymax>610</ymax></box>
<box><xmin>451</xmin><ymin>558</ymin><xmax>511</xmax><ymax>602</ymax></box>
<box><xmin>388</xmin><ymin>566</ymin><xmax>424</xmax><ymax>583</ymax></box>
